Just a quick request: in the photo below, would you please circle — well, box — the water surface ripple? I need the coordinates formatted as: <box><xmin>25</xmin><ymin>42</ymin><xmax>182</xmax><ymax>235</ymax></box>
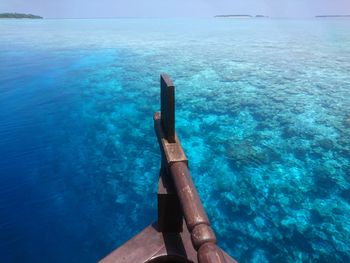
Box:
<box><xmin>0</xmin><ymin>18</ymin><xmax>349</xmax><ymax>263</ymax></box>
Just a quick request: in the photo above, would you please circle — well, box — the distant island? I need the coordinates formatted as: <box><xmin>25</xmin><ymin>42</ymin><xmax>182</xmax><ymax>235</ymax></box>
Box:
<box><xmin>215</xmin><ymin>15</ymin><xmax>252</xmax><ymax>18</ymax></box>
<box><xmin>215</xmin><ymin>15</ymin><xmax>269</xmax><ymax>19</ymax></box>
<box><xmin>316</xmin><ymin>15</ymin><xmax>350</xmax><ymax>18</ymax></box>
<box><xmin>0</xmin><ymin>13</ymin><xmax>43</xmax><ymax>19</ymax></box>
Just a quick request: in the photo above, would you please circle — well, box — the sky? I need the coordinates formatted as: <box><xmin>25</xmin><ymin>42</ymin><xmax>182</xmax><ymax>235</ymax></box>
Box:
<box><xmin>1</xmin><ymin>0</ymin><xmax>350</xmax><ymax>18</ymax></box>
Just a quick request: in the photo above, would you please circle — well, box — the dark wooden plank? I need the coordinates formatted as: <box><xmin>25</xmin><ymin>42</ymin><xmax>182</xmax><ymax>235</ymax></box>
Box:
<box><xmin>99</xmin><ymin>222</ymin><xmax>197</xmax><ymax>263</ymax></box>
<box><xmin>157</xmin><ymin>169</ymin><xmax>183</xmax><ymax>233</ymax></box>
<box><xmin>160</xmin><ymin>74</ymin><xmax>175</xmax><ymax>143</ymax></box>
<box><xmin>99</xmin><ymin>222</ymin><xmax>237</xmax><ymax>263</ymax></box>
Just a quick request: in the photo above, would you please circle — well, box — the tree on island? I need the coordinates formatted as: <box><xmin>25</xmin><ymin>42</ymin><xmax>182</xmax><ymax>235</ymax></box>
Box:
<box><xmin>0</xmin><ymin>13</ymin><xmax>43</xmax><ymax>19</ymax></box>
<box><xmin>315</xmin><ymin>15</ymin><xmax>350</xmax><ymax>18</ymax></box>
<box><xmin>215</xmin><ymin>15</ymin><xmax>252</xmax><ymax>18</ymax></box>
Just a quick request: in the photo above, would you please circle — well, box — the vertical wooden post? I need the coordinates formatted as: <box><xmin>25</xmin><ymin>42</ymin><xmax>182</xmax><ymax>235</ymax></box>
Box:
<box><xmin>157</xmin><ymin>168</ymin><xmax>183</xmax><ymax>232</ymax></box>
<box><xmin>100</xmin><ymin>73</ymin><xmax>237</xmax><ymax>263</ymax></box>
<box><xmin>157</xmin><ymin>74</ymin><xmax>183</xmax><ymax>232</ymax></box>
<box><xmin>158</xmin><ymin>74</ymin><xmax>228</xmax><ymax>263</ymax></box>
<box><xmin>160</xmin><ymin>73</ymin><xmax>175</xmax><ymax>143</ymax></box>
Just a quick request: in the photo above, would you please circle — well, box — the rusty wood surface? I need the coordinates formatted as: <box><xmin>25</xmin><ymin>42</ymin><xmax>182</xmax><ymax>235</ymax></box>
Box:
<box><xmin>99</xmin><ymin>221</ymin><xmax>236</xmax><ymax>263</ymax></box>
<box><xmin>169</xmin><ymin>162</ymin><xmax>209</xmax><ymax>231</ymax></box>
<box><xmin>169</xmin><ymin>162</ymin><xmax>228</xmax><ymax>263</ymax></box>
<box><xmin>99</xmin><ymin>221</ymin><xmax>197</xmax><ymax>263</ymax></box>
<box><xmin>157</xmin><ymin>169</ymin><xmax>183</xmax><ymax>233</ymax></box>
<box><xmin>154</xmin><ymin>112</ymin><xmax>188</xmax><ymax>165</ymax></box>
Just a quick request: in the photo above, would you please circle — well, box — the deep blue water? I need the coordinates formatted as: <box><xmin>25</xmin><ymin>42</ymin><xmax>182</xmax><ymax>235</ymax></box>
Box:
<box><xmin>0</xmin><ymin>18</ymin><xmax>350</xmax><ymax>263</ymax></box>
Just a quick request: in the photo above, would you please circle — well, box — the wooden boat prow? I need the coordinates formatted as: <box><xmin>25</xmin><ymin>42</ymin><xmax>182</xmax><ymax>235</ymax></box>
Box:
<box><xmin>100</xmin><ymin>74</ymin><xmax>238</xmax><ymax>263</ymax></box>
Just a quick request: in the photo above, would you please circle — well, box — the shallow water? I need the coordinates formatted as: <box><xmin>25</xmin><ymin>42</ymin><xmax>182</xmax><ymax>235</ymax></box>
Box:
<box><xmin>0</xmin><ymin>18</ymin><xmax>349</xmax><ymax>262</ymax></box>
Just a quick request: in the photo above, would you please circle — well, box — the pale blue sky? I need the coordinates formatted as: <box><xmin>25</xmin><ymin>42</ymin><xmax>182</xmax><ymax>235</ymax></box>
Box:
<box><xmin>1</xmin><ymin>0</ymin><xmax>350</xmax><ymax>18</ymax></box>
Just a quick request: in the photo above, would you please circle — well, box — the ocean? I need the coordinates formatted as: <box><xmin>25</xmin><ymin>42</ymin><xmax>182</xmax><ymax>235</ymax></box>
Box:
<box><xmin>0</xmin><ymin>18</ymin><xmax>349</xmax><ymax>262</ymax></box>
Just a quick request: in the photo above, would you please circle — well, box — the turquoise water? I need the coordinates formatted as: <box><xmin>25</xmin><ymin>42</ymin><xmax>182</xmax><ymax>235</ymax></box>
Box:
<box><xmin>0</xmin><ymin>18</ymin><xmax>349</xmax><ymax>262</ymax></box>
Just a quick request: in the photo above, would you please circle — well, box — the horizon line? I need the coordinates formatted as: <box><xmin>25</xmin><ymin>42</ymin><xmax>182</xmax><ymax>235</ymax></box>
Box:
<box><xmin>2</xmin><ymin>12</ymin><xmax>350</xmax><ymax>20</ymax></box>
<box><xmin>11</xmin><ymin>15</ymin><xmax>350</xmax><ymax>20</ymax></box>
